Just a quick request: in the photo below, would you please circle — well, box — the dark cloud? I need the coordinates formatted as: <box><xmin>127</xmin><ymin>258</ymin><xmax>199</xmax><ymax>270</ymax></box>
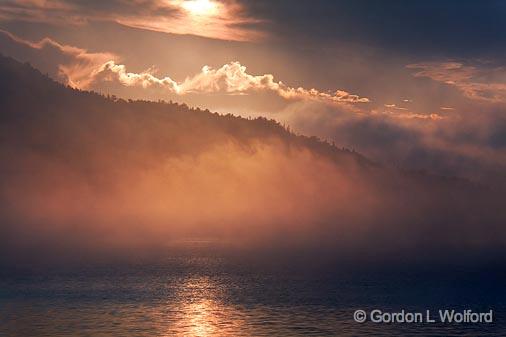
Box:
<box><xmin>0</xmin><ymin>0</ymin><xmax>182</xmax><ymax>21</ymax></box>
<box><xmin>241</xmin><ymin>0</ymin><xmax>506</xmax><ymax>58</ymax></box>
<box><xmin>4</xmin><ymin>0</ymin><xmax>505</xmax><ymax>58</ymax></box>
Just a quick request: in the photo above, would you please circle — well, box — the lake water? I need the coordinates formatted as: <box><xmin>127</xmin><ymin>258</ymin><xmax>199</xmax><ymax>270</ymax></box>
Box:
<box><xmin>1</xmin><ymin>246</ymin><xmax>505</xmax><ymax>336</ymax></box>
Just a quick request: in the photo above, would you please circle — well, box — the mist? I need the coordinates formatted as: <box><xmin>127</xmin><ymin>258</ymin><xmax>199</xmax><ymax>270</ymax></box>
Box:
<box><xmin>1</xmin><ymin>56</ymin><xmax>505</xmax><ymax>270</ymax></box>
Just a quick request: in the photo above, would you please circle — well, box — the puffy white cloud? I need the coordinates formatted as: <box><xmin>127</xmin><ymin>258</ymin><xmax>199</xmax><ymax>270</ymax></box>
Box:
<box><xmin>96</xmin><ymin>62</ymin><xmax>179</xmax><ymax>92</ymax></box>
<box><xmin>97</xmin><ymin>60</ymin><xmax>370</xmax><ymax>104</ymax></box>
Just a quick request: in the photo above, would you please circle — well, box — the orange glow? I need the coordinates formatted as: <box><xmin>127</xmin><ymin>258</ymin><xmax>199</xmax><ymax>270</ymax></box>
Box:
<box><xmin>159</xmin><ymin>276</ymin><xmax>248</xmax><ymax>336</ymax></box>
<box><xmin>114</xmin><ymin>0</ymin><xmax>263</xmax><ymax>42</ymax></box>
<box><xmin>180</xmin><ymin>0</ymin><xmax>219</xmax><ymax>17</ymax></box>
<box><xmin>175</xmin><ymin>277</ymin><xmax>221</xmax><ymax>337</ymax></box>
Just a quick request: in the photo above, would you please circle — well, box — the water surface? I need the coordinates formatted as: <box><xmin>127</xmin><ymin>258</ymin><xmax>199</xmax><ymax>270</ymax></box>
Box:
<box><xmin>2</xmin><ymin>247</ymin><xmax>505</xmax><ymax>336</ymax></box>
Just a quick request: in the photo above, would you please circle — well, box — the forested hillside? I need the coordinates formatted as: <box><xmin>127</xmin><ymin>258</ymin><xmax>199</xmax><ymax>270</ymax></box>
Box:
<box><xmin>0</xmin><ymin>55</ymin><xmax>504</xmax><ymax>266</ymax></box>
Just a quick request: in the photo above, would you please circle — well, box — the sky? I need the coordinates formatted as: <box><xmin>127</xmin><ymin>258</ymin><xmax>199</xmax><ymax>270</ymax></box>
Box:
<box><xmin>1</xmin><ymin>0</ymin><xmax>506</xmax><ymax>185</ymax></box>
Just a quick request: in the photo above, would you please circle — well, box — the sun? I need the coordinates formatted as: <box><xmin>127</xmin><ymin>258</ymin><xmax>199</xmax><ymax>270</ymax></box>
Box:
<box><xmin>181</xmin><ymin>0</ymin><xmax>219</xmax><ymax>16</ymax></box>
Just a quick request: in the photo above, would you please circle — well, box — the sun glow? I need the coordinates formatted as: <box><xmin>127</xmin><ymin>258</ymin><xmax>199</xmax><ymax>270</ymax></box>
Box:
<box><xmin>181</xmin><ymin>0</ymin><xmax>219</xmax><ymax>16</ymax></box>
<box><xmin>113</xmin><ymin>0</ymin><xmax>262</xmax><ymax>41</ymax></box>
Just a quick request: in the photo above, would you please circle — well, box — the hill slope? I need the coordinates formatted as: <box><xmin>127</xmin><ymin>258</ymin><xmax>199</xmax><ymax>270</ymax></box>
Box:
<box><xmin>0</xmin><ymin>55</ymin><xmax>504</xmax><ymax>265</ymax></box>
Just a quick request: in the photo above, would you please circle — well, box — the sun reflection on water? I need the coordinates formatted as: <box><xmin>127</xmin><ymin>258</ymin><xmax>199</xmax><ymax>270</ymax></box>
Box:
<box><xmin>163</xmin><ymin>275</ymin><xmax>246</xmax><ymax>336</ymax></box>
<box><xmin>183</xmin><ymin>299</ymin><xmax>217</xmax><ymax>336</ymax></box>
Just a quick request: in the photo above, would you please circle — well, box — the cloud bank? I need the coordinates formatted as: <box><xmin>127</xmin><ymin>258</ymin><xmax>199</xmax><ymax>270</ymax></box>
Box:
<box><xmin>0</xmin><ymin>29</ymin><xmax>370</xmax><ymax>105</ymax></box>
<box><xmin>278</xmin><ymin>100</ymin><xmax>506</xmax><ymax>187</ymax></box>
<box><xmin>97</xmin><ymin>61</ymin><xmax>370</xmax><ymax>104</ymax></box>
